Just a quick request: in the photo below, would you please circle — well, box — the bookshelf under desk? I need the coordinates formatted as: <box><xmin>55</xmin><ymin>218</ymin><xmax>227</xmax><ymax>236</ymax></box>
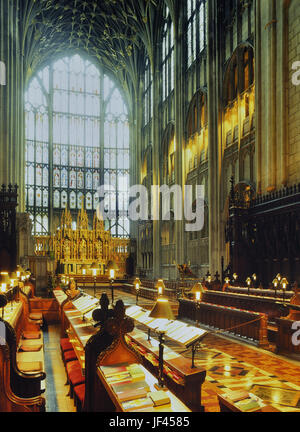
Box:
<box><xmin>97</xmin><ymin>364</ymin><xmax>191</xmax><ymax>413</ymax></box>
<box><xmin>125</xmin><ymin>306</ymin><xmax>207</xmax><ymax>412</ymax></box>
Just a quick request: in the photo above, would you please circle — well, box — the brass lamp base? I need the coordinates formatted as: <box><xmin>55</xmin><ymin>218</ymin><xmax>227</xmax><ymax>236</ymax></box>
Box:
<box><xmin>154</xmin><ymin>382</ymin><xmax>168</xmax><ymax>392</ymax></box>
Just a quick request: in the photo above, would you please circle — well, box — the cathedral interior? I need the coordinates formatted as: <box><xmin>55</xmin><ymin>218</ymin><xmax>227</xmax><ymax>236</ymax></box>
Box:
<box><xmin>0</xmin><ymin>0</ymin><xmax>300</xmax><ymax>415</ymax></box>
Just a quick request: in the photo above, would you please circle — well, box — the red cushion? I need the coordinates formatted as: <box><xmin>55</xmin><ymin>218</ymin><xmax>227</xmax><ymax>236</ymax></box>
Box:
<box><xmin>60</xmin><ymin>338</ymin><xmax>73</xmax><ymax>352</ymax></box>
<box><xmin>66</xmin><ymin>362</ymin><xmax>82</xmax><ymax>377</ymax></box>
<box><xmin>69</xmin><ymin>369</ymin><xmax>85</xmax><ymax>386</ymax></box>
<box><xmin>66</xmin><ymin>360</ymin><xmax>80</xmax><ymax>371</ymax></box>
<box><xmin>74</xmin><ymin>384</ymin><xmax>85</xmax><ymax>403</ymax></box>
<box><xmin>63</xmin><ymin>349</ymin><xmax>77</xmax><ymax>362</ymax></box>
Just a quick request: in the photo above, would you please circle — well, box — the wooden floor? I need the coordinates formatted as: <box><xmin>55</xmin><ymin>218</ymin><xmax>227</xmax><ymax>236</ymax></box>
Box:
<box><xmin>42</xmin><ymin>287</ymin><xmax>300</xmax><ymax>412</ymax></box>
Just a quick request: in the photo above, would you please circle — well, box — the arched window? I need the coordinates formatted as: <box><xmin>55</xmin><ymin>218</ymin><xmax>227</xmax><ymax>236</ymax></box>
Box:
<box><xmin>187</xmin><ymin>0</ymin><xmax>207</xmax><ymax>68</ymax></box>
<box><xmin>161</xmin><ymin>123</ymin><xmax>176</xmax><ymax>184</ymax></box>
<box><xmin>185</xmin><ymin>90</ymin><xmax>208</xmax><ymax>173</ymax></box>
<box><xmin>25</xmin><ymin>54</ymin><xmax>130</xmax><ymax>237</ymax></box>
<box><xmin>223</xmin><ymin>45</ymin><xmax>255</xmax><ymax>147</ymax></box>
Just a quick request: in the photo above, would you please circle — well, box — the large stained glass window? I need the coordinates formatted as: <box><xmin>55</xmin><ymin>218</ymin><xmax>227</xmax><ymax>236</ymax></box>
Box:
<box><xmin>187</xmin><ymin>0</ymin><xmax>207</xmax><ymax>68</ymax></box>
<box><xmin>25</xmin><ymin>54</ymin><xmax>130</xmax><ymax>237</ymax></box>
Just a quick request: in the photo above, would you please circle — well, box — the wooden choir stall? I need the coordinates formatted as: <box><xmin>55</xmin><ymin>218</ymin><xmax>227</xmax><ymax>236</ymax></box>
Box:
<box><xmin>0</xmin><ymin>282</ymin><xmax>46</xmax><ymax>412</ymax></box>
<box><xmin>53</xmin><ymin>285</ymin><xmax>206</xmax><ymax>412</ymax></box>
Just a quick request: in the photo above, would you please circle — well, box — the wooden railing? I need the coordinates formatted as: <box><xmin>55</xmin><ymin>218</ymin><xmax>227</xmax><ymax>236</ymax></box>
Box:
<box><xmin>178</xmin><ymin>299</ymin><xmax>269</xmax><ymax>347</ymax></box>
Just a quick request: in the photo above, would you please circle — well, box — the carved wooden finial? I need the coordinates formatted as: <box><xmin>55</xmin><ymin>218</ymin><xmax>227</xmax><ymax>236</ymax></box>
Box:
<box><xmin>92</xmin><ymin>293</ymin><xmax>113</xmax><ymax>325</ymax></box>
<box><xmin>105</xmin><ymin>300</ymin><xmax>134</xmax><ymax>338</ymax></box>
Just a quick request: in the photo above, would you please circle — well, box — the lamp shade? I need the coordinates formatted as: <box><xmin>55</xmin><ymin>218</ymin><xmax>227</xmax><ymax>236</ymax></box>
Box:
<box><xmin>134</xmin><ymin>277</ymin><xmax>141</xmax><ymax>290</ymax></box>
<box><xmin>281</xmin><ymin>278</ymin><xmax>288</xmax><ymax>290</ymax></box>
<box><xmin>155</xmin><ymin>279</ymin><xmax>166</xmax><ymax>296</ymax></box>
<box><xmin>149</xmin><ymin>297</ymin><xmax>175</xmax><ymax>321</ymax></box>
<box><xmin>272</xmin><ymin>278</ymin><xmax>278</xmax><ymax>287</ymax></box>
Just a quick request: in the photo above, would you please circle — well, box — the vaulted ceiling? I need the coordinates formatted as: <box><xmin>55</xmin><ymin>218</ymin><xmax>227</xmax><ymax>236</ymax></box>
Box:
<box><xmin>20</xmin><ymin>0</ymin><xmax>177</xmax><ymax>104</ymax></box>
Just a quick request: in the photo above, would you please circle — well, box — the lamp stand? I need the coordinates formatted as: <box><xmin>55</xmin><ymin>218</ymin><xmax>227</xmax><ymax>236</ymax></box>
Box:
<box><xmin>110</xmin><ymin>279</ymin><xmax>114</xmax><ymax>305</ymax></box>
<box><xmin>93</xmin><ymin>276</ymin><xmax>96</xmax><ymax>298</ymax></box>
<box><xmin>154</xmin><ymin>331</ymin><xmax>167</xmax><ymax>391</ymax></box>
<box><xmin>136</xmin><ymin>290</ymin><xmax>139</xmax><ymax>305</ymax></box>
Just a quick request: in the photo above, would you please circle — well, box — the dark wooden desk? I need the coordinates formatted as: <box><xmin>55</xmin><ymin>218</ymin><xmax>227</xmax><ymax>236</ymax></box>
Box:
<box><xmin>126</xmin><ymin>328</ymin><xmax>206</xmax><ymax>411</ymax></box>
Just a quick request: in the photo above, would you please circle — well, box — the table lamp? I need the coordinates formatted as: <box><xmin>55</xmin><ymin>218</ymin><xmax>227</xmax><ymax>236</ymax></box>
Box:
<box><xmin>149</xmin><ymin>296</ymin><xmax>175</xmax><ymax>390</ymax></box>
<box><xmin>134</xmin><ymin>277</ymin><xmax>141</xmax><ymax>305</ymax></box>
<box><xmin>90</xmin><ymin>262</ymin><xmax>99</xmax><ymax>297</ymax></box>
<box><xmin>9</xmin><ymin>272</ymin><xmax>17</xmax><ymax>307</ymax></box>
<box><xmin>281</xmin><ymin>278</ymin><xmax>288</xmax><ymax>302</ymax></box>
<box><xmin>15</xmin><ymin>265</ymin><xmax>24</xmax><ymax>279</ymax></box>
<box><xmin>191</xmin><ymin>282</ymin><xmax>204</xmax><ymax>329</ymax></box>
<box><xmin>272</xmin><ymin>277</ymin><xmax>278</xmax><ymax>298</ymax></box>
<box><xmin>246</xmin><ymin>277</ymin><xmax>251</xmax><ymax>295</ymax></box>
<box><xmin>107</xmin><ymin>260</ymin><xmax>118</xmax><ymax>305</ymax></box>
<box><xmin>155</xmin><ymin>279</ymin><xmax>166</xmax><ymax>297</ymax></box>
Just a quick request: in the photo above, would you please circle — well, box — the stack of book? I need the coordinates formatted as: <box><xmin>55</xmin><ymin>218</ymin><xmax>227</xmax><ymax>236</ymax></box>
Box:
<box><xmin>224</xmin><ymin>390</ymin><xmax>263</xmax><ymax>412</ymax></box>
<box><xmin>100</xmin><ymin>363</ymin><xmax>171</xmax><ymax>412</ymax></box>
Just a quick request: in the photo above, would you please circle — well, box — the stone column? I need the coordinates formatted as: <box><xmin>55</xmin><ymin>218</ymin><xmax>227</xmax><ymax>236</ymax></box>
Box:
<box><xmin>0</xmin><ymin>0</ymin><xmax>25</xmax><ymax>211</ymax></box>
<box><xmin>152</xmin><ymin>62</ymin><xmax>161</xmax><ymax>279</ymax></box>
<box><xmin>174</xmin><ymin>8</ymin><xmax>185</xmax><ymax>277</ymax></box>
<box><xmin>207</xmin><ymin>0</ymin><xmax>221</xmax><ymax>274</ymax></box>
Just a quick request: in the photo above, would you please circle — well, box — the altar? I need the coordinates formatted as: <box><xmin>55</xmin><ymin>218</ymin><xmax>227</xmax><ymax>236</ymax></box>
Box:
<box><xmin>35</xmin><ymin>206</ymin><xmax>130</xmax><ymax>278</ymax></box>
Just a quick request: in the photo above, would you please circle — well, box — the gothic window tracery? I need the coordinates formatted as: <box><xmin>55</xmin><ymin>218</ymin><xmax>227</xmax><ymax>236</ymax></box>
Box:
<box><xmin>25</xmin><ymin>54</ymin><xmax>130</xmax><ymax>237</ymax></box>
<box><xmin>187</xmin><ymin>0</ymin><xmax>207</xmax><ymax>68</ymax></box>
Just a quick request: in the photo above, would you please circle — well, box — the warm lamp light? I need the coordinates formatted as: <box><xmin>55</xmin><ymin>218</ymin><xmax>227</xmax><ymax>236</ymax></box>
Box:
<box><xmin>15</xmin><ymin>265</ymin><xmax>24</xmax><ymax>279</ymax></box>
<box><xmin>276</xmin><ymin>273</ymin><xmax>282</xmax><ymax>283</ymax></box>
<box><xmin>90</xmin><ymin>262</ymin><xmax>99</xmax><ymax>298</ymax></box>
<box><xmin>149</xmin><ymin>297</ymin><xmax>175</xmax><ymax>321</ymax></box>
<box><xmin>191</xmin><ymin>282</ymin><xmax>204</xmax><ymax>302</ymax></box>
<box><xmin>206</xmin><ymin>272</ymin><xmax>212</xmax><ymax>284</ymax></box>
<box><xmin>246</xmin><ymin>277</ymin><xmax>251</xmax><ymax>286</ymax></box>
<box><xmin>225</xmin><ymin>277</ymin><xmax>230</xmax><ymax>285</ymax></box>
<box><xmin>10</xmin><ymin>272</ymin><xmax>17</xmax><ymax>288</ymax></box>
<box><xmin>107</xmin><ymin>261</ymin><xmax>118</xmax><ymax>305</ymax></box>
<box><xmin>272</xmin><ymin>277</ymin><xmax>279</xmax><ymax>298</ymax></box>
<box><xmin>252</xmin><ymin>273</ymin><xmax>257</xmax><ymax>281</ymax></box>
<box><xmin>281</xmin><ymin>278</ymin><xmax>288</xmax><ymax>302</ymax></box>
<box><xmin>0</xmin><ymin>273</ymin><xmax>10</xmax><ymax>293</ymax></box>
<box><xmin>233</xmin><ymin>273</ymin><xmax>238</xmax><ymax>281</ymax></box>
<box><xmin>155</xmin><ymin>279</ymin><xmax>166</xmax><ymax>297</ymax></box>
<box><xmin>134</xmin><ymin>277</ymin><xmax>141</xmax><ymax>305</ymax></box>
<box><xmin>149</xmin><ymin>297</ymin><xmax>175</xmax><ymax>389</ymax></box>
<box><xmin>81</xmin><ymin>265</ymin><xmax>89</xmax><ymax>276</ymax></box>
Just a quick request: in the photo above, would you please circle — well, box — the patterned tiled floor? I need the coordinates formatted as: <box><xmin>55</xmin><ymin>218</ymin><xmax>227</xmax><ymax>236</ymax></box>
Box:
<box><xmin>45</xmin><ymin>287</ymin><xmax>300</xmax><ymax>412</ymax></box>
